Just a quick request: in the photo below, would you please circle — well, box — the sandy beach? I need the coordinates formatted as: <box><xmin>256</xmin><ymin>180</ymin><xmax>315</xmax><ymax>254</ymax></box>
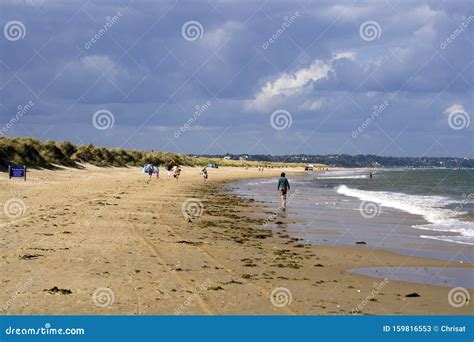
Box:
<box><xmin>0</xmin><ymin>165</ymin><xmax>472</xmax><ymax>315</ymax></box>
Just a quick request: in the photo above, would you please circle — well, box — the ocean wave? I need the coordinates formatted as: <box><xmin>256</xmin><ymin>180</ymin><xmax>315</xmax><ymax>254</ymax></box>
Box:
<box><xmin>321</xmin><ymin>170</ymin><xmax>365</xmax><ymax>175</ymax></box>
<box><xmin>420</xmin><ymin>235</ymin><xmax>474</xmax><ymax>246</ymax></box>
<box><xmin>336</xmin><ymin>185</ymin><xmax>474</xmax><ymax>244</ymax></box>
<box><xmin>316</xmin><ymin>170</ymin><xmax>370</xmax><ymax>180</ymax></box>
<box><xmin>317</xmin><ymin>175</ymin><xmax>368</xmax><ymax>179</ymax></box>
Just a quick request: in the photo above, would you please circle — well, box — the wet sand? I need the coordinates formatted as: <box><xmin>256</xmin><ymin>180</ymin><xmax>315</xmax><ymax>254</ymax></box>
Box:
<box><xmin>0</xmin><ymin>165</ymin><xmax>472</xmax><ymax>315</ymax></box>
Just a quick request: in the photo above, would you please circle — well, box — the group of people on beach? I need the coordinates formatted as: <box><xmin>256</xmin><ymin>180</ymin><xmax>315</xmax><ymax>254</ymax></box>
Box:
<box><xmin>166</xmin><ymin>160</ymin><xmax>182</xmax><ymax>180</ymax></box>
<box><xmin>143</xmin><ymin>163</ymin><xmax>160</xmax><ymax>182</ymax></box>
<box><xmin>257</xmin><ymin>165</ymin><xmax>277</xmax><ymax>172</ymax></box>
<box><xmin>144</xmin><ymin>160</ymin><xmax>209</xmax><ymax>183</ymax></box>
<box><xmin>144</xmin><ymin>160</ymin><xmax>291</xmax><ymax>208</ymax></box>
<box><xmin>144</xmin><ymin>160</ymin><xmax>372</xmax><ymax>210</ymax></box>
<box><xmin>145</xmin><ymin>157</ymin><xmax>361</xmax><ymax>212</ymax></box>
<box><xmin>144</xmin><ymin>160</ymin><xmax>182</xmax><ymax>182</ymax></box>
<box><xmin>144</xmin><ymin>159</ymin><xmax>290</xmax><ymax>208</ymax></box>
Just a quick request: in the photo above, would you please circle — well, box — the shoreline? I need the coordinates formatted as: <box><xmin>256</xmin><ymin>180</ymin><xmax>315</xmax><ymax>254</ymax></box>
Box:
<box><xmin>231</xmin><ymin>171</ymin><xmax>474</xmax><ymax>260</ymax></box>
<box><xmin>200</xmin><ymin>173</ymin><xmax>473</xmax><ymax>314</ymax></box>
<box><xmin>0</xmin><ymin>165</ymin><xmax>472</xmax><ymax>315</ymax></box>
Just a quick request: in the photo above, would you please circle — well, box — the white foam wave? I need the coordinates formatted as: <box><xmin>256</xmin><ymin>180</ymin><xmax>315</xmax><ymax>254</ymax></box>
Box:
<box><xmin>420</xmin><ymin>235</ymin><xmax>474</xmax><ymax>246</ymax></box>
<box><xmin>317</xmin><ymin>175</ymin><xmax>368</xmax><ymax>180</ymax></box>
<box><xmin>316</xmin><ymin>170</ymin><xmax>370</xmax><ymax>180</ymax></box>
<box><xmin>321</xmin><ymin>170</ymin><xmax>365</xmax><ymax>175</ymax></box>
<box><xmin>336</xmin><ymin>185</ymin><xmax>474</xmax><ymax>244</ymax></box>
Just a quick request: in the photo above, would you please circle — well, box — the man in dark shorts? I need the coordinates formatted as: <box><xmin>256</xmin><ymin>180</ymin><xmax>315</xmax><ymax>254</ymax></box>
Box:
<box><xmin>277</xmin><ymin>172</ymin><xmax>290</xmax><ymax>208</ymax></box>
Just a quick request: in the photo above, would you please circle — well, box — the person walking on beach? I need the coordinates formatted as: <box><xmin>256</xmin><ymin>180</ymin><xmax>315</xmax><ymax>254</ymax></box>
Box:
<box><xmin>277</xmin><ymin>172</ymin><xmax>290</xmax><ymax>208</ymax></box>
<box><xmin>201</xmin><ymin>166</ymin><xmax>208</xmax><ymax>181</ymax></box>
<box><xmin>173</xmin><ymin>165</ymin><xmax>181</xmax><ymax>180</ymax></box>
<box><xmin>144</xmin><ymin>163</ymin><xmax>154</xmax><ymax>183</ymax></box>
<box><xmin>167</xmin><ymin>160</ymin><xmax>174</xmax><ymax>178</ymax></box>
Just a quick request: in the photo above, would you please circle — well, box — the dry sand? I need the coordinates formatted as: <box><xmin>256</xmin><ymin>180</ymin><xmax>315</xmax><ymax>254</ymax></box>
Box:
<box><xmin>0</xmin><ymin>165</ymin><xmax>472</xmax><ymax>315</ymax></box>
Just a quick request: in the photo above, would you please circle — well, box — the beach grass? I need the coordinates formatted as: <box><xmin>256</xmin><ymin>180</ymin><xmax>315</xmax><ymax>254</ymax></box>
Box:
<box><xmin>0</xmin><ymin>136</ymin><xmax>314</xmax><ymax>171</ymax></box>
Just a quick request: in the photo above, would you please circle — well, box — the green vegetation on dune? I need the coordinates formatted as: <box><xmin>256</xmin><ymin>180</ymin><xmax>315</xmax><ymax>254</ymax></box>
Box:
<box><xmin>0</xmin><ymin>137</ymin><xmax>306</xmax><ymax>171</ymax></box>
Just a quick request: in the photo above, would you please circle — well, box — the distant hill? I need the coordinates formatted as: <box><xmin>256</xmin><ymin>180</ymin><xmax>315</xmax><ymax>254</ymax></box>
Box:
<box><xmin>196</xmin><ymin>154</ymin><xmax>473</xmax><ymax>168</ymax></box>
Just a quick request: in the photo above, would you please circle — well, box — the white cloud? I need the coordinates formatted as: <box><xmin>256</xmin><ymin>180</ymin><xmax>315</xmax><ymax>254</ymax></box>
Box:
<box><xmin>66</xmin><ymin>55</ymin><xmax>127</xmax><ymax>82</ymax></box>
<box><xmin>246</xmin><ymin>60</ymin><xmax>331</xmax><ymax>111</ymax></box>
<box><xmin>332</xmin><ymin>51</ymin><xmax>357</xmax><ymax>61</ymax></box>
<box><xmin>317</xmin><ymin>5</ymin><xmax>373</xmax><ymax>21</ymax></box>
<box><xmin>298</xmin><ymin>99</ymin><xmax>324</xmax><ymax>111</ymax></box>
<box><xmin>80</xmin><ymin>55</ymin><xmax>116</xmax><ymax>75</ymax></box>
<box><xmin>246</xmin><ymin>53</ymin><xmax>355</xmax><ymax>112</ymax></box>
<box><xmin>203</xmin><ymin>21</ymin><xmax>243</xmax><ymax>49</ymax></box>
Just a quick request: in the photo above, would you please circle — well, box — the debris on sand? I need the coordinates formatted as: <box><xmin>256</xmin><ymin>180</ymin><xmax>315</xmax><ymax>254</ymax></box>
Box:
<box><xmin>220</xmin><ymin>280</ymin><xmax>243</xmax><ymax>285</ymax></box>
<box><xmin>20</xmin><ymin>254</ymin><xmax>43</xmax><ymax>260</ymax></box>
<box><xmin>405</xmin><ymin>292</ymin><xmax>420</xmax><ymax>297</ymax></box>
<box><xmin>175</xmin><ymin>240</ymin><xmax>203</xmax><ymax>246</ymax></box>
<box><xmin>242</xmin><ymin>274</ymin><xmax>256</xmax><ymax>279</ymax></box>
<box><xmin>44</xmin><ymin>287</ymin><xmax>72</xmax><ymax>295</ymax></box>
<box><xmin>208</xmin><ymin>285</ymin><xmax>224</xmax><ymax>291</ymax></box>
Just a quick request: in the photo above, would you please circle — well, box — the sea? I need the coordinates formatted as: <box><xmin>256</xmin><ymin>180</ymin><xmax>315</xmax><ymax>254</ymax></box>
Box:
<box><xmin>231</xmin><ymin>169</ymin><xmax>474</xmax><ymax>284</ymax></box>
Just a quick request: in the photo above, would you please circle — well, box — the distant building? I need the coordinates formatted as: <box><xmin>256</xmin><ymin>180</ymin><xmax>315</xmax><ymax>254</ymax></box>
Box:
<box><xmin>239</xmin><ymin>155</ymin><xmax>249</xmax><ymax>161</ymax></box>
<box><xmin>223</xmin><ymin>156</ymin><xmax>231</xmax><ymax>160</ymax></box>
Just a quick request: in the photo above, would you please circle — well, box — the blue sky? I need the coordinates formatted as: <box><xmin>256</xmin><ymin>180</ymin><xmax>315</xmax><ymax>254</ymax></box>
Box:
<box><xmin>0</xmin><ymin>0</ymin><xmax>472</xmax><ymax>157</ymax></box>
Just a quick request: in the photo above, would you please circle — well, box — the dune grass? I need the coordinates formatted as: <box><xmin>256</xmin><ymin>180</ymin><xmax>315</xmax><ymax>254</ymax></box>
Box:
<box><xmin>0</xmin><ymin>136</ymin><xmax>310</xmax><ymax>171</ymax></box>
